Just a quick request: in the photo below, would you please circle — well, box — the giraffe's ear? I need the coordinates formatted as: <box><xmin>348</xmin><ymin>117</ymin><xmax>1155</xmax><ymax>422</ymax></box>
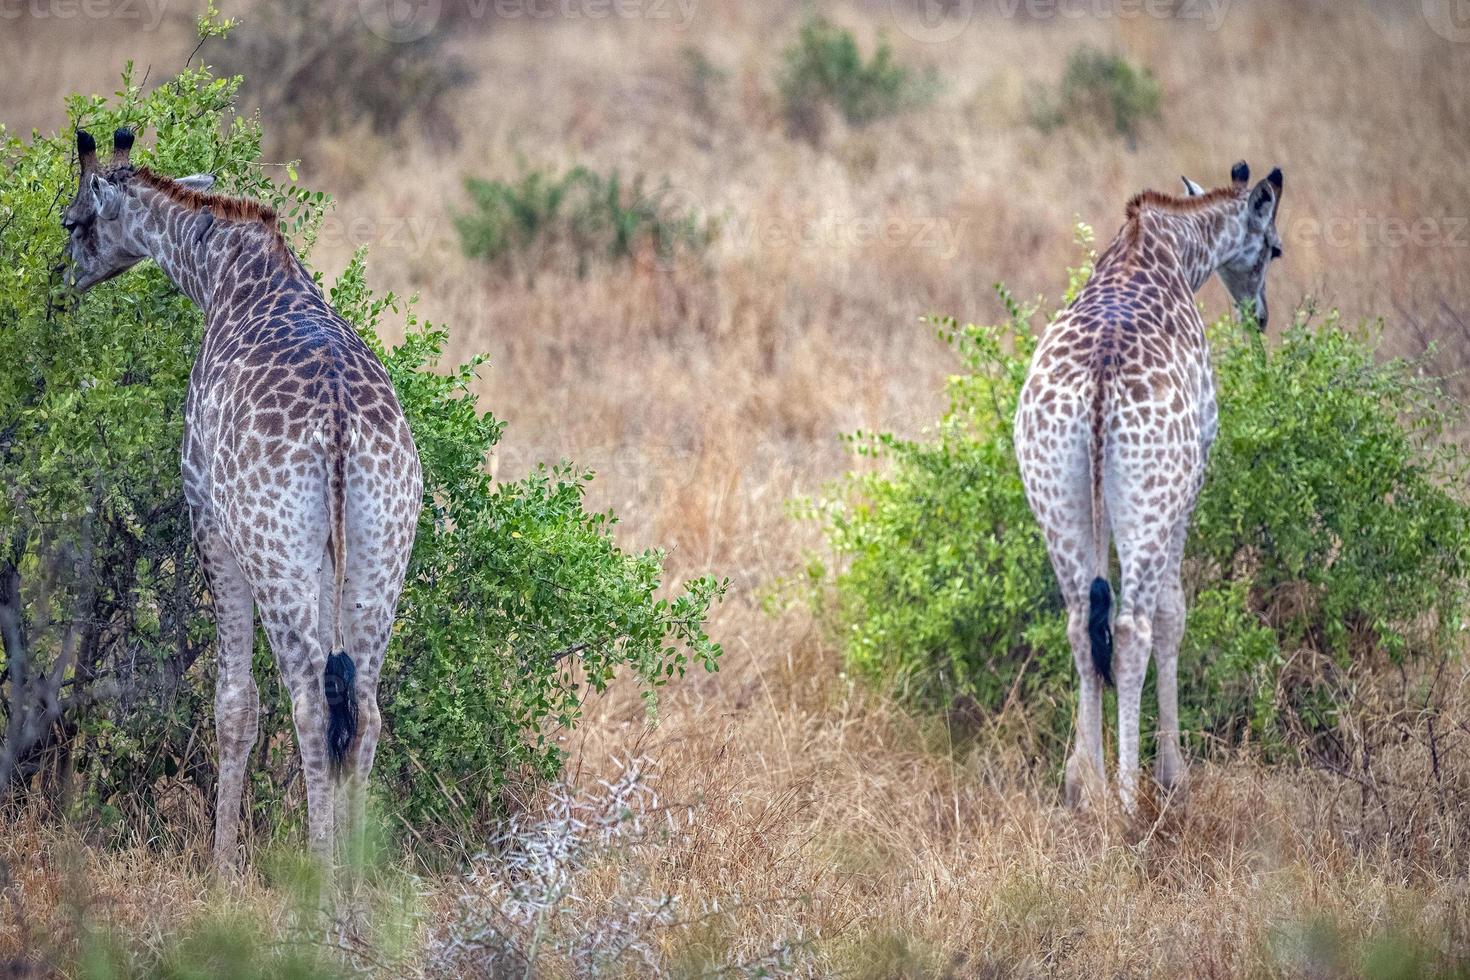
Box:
<box><xmin>1247</xmin><ymin>177</ymin><xmax>1279</xmax><ymax>227</ymax></box>
<box><xmin>88</xmin><ymin>172</ymin><xmax>122</xmax><ymax>220</ymax></box>
<box><xmin>111</xmin><ymin>128</ymin><xmax>134</xmax><ymax>168</ymax></box>
<box><xmin>175</xmin><ymin>173</ymin><xmax>216</xmax><ymax>193</ymax></box>
<box><xmin>1180</xmin><ymin>175</ymin><xmax>1206</xmax><ymax>197</ymax></box>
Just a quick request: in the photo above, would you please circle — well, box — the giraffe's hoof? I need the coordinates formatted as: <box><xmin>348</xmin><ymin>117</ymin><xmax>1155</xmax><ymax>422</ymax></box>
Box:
<box><xmin>1063</xmin><ymin>776</ymin><xmax>1083</xmax><ymax>810</ymax></box>
<box><xmin>1063</xmin><ymin>754</ymin><xmax>1105</xmax><ymax>810</ymax></box>
<box><xmin>1155</xmin><ymin>760</ymin><xmax>1190</xmax><ymax>804</ymax></box>
<box><xmin>212</xmin><ymin>853</ymin><xmax>245</xmax><ymax>881</ymax></box>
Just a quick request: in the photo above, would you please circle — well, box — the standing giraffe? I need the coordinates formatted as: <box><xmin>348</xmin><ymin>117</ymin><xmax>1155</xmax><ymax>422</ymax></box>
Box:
<box><xmin>1014</xmin><ymin>161</ymin><xmax>1283</xmax><ymax>811</ymax></box>
<box><xmin>62</xmin><ymin>129</ymin><xmax>422</xmax><ymax>868</ymax></box>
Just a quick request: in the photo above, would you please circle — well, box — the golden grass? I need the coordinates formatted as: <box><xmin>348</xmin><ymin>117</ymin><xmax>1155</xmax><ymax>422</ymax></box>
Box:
<box><xmin>5</xmin><ymin>0</ymin><xmax>1470</xmax><ymax>974</ymax></box>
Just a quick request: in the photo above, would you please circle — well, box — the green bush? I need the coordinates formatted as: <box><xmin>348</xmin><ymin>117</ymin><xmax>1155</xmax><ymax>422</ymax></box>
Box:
<box><xmin>1031</xmin><ymin>46</ymin><xmax>1162</xmax><ymax>145</ymax></box>
<box><xmin>0</xmin><ymin>56</ymin><xmax>724</xmax><ymax>839</ymax></box>
<box><xmin>778</xmin><ymin>15</ymin><xmax>934</xmax><ymax>139</ymax></box>
<box><xmin>801</xmin><ymin>266</ymin><xmax>1470</xmax><ymax>758</ymax></box>
<box><xmin>454</xmin><ymin>165</ymin><xmax>715</xmax><ymax>280</ymax></box>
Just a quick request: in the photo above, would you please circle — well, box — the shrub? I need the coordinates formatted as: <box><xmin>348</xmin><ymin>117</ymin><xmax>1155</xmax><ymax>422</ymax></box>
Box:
<box><xmin>680</xmin><ymin>45</ymin><xmax>730</xmax><ymax>122</ymax></box>
<box><xmin>0</xmin><ymin>54</ymin><xmax>724</xmax><ymax>840</ymax></box>
<box><xmin>1030</xmin><ymin>46</ymin><xmax>1162</xmax><ymax>146</ymax></box>
<box><xmin>454</xmin><ymin>165</ymin><xmax>716</xmax><ymax>280</ymax></box>
<box><xmin>212</xmin><ymin>0</ymin><xmax>474</xmax><ymax>147</ymax></box>
<box><xmin>778</xmin><ymin>15</ymin><xmax>935</xmax><ymax>140</ymax></box>
<box><xmin>431</xmin><ymin>758</ymin><xmax>811</xmax><ymax>977</ymax></box>
<box><xmin>800</xmin><ymin>254</ymin><xmax>1470</xmax><ymax>759</ymax></box>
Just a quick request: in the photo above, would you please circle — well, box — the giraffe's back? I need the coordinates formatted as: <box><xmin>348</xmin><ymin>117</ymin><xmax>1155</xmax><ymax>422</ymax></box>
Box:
<box><xmin>1014</xmin><ymin>261</ymin><xmax>1217</xmax><ymax>599</ymax></box>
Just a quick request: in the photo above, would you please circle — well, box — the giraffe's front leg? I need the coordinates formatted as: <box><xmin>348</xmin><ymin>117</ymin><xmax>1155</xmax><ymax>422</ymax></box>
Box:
<box><xmin>196</xmin><ymin>526</ymin><xmax>259</xmax><ymax>875</ymax></box>
<box><xmin>1152</xmin><ymin>581</ymin><xmax>1188</xmax><ymax>797</ymax></box>
<box><xmin>211</xmin><ymin>594</ymin><xmax>258</xmax><ymax>872</ymax></box>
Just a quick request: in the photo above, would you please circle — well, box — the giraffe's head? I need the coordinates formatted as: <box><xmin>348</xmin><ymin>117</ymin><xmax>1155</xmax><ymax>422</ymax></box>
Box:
<box><xmin>62</xmin><ymin>128</ymin><xmax>215</xmax><ymax>292</ymax></box>
<box><xmin>1181</xmin><ymin>160</ymin><xmax>1283</xmax><ymax>329</ymax></box>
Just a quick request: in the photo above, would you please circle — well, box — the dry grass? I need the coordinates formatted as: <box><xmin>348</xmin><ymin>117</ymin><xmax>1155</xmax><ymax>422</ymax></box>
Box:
<box><xmin>5</xmin><ymin>0</ymin><xmax>1470</xmax><ymax>975</ymax></box>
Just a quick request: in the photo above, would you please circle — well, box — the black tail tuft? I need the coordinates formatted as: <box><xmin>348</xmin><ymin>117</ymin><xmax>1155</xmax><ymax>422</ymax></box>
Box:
<box><xmin>324</xmin><ymin>650</ymin><xmax>358</xmax><ymax>779</ymax></box>
<box><xmin>1088</xmin><ymin>577</ymin><xmax>1114</xmax><ymax>688</ymax></box>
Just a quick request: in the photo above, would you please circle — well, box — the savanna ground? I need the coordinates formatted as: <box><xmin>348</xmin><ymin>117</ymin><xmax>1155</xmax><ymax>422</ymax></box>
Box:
<box><xmin>5</xmin><ymin>0</ymin><xmax>1470</xmax><ymax>975</ymax></box>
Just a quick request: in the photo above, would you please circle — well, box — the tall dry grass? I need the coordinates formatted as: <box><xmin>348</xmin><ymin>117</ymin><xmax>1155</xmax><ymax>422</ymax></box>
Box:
<box><xmin>5</xmin><ymin>0</ymin><xmax>1470</xmax><ymax>974</ymax></box>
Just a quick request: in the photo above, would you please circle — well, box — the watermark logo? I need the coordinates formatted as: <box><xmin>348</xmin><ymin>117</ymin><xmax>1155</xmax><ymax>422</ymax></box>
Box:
<box><xmin>1423</xmin><ymin>0</ymin><xmax>1470</xmax><ymax>41</ymax></box>
<box><xmin>0</xmin><ymin>0</ymin><xmax>170</xmax><ymax>31</ymax></box>
<box><xmin>358</xmin><ymin>0</ymin><xmax>442</xmax><ymax>43</ymax></box>
<box><xmin>489</xmin><ymin>0</ymin><xmax>699</xmax><ymax>26</ymax></box>
<box><xmin>890</xmin><ymin>0</ymin><xmax>1230</xmax><ymax>42</ymax></box>
<box><xmin>890</xmin><ymin>0</ymin><xmax>978</xmax><ymax>44</ymax></box>
<box><xmin>631</xmin><ymin>183</ymin><xmax>711</xmax><ymax>275</ymax></box>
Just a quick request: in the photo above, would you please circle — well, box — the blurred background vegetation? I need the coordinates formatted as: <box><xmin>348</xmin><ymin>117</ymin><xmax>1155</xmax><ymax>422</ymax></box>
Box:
<box><xmin>4</xmin><ymin>0</ymin><xmax>1470</xmax><ymax>976</ymax></box>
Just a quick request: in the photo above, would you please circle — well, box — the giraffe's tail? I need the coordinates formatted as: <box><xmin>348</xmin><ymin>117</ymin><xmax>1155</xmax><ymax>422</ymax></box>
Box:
<box><xmin>324</xmin><ymin>650</ymin><xmax>357</xmax><ymax>779</ymax></box>
<box><xmin>1088</xmin><ymin>370</ymin><xmax>1114</xmax><ymax>689</ymax></box>
<box><xmin>323</xmin><ymin>410</ymin><xmax>357</xmax><ymax>780</ymax></box>
<box><xmin>1088</xmin><ymin>576</ymin><xmax>1114</xmax><ymax>688</ymax></box>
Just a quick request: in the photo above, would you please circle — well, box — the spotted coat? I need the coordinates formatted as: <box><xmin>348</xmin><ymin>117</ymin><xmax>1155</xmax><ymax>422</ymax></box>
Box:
<box><xmin>63</xmin><ymin>130</ymin><xmax>422</xmax><ymax>868</ymax></box>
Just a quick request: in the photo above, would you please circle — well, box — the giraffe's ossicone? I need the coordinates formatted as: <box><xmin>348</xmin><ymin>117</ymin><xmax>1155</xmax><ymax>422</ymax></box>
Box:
<box><xmin>63</xmin><ymin>128</ymin><xmax>423</xmax><ymax>870</ymax></box>
<box><xmin>1014</xmin><ymin>160</ymin><xmax>1283</xmax><ymax>813</ymax></box>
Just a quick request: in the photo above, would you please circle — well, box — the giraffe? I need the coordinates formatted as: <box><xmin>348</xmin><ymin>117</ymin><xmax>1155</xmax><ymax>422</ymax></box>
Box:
<box><xmin>62</xmin><ymin>129</ymin><xmax>422</xmax><ymax>869</ymax></box>
<box><xmin>1014</xmin><ymin>160</ymin><xmax>1283</xmax><ymax>812</ymax></box>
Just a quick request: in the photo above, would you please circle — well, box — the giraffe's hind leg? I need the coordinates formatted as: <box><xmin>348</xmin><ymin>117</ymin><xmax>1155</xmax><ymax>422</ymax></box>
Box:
<box><xmin>232</xmin><ymin>506</ymin><xmax>338</xmax><ymax>865</ymax></box>
<box><xmin>327</xmin><ymin>470</ymin><xmax>419</xmax><ymax>865</ymax></box>
<box><xmin>316</xmin><ymin>551</ymin><xmax>362</xmax><ymax>865</ymax></box>
<box><xmin>1105</xmin><ymin>446</ymin><xmax>1197</xmax><ymax>813</ymax></box>
<box><xmin>319</xmin><ymin>561</ymin><xmax>393</xmax><ymax>868</ymax></box>
<box><xmin>1063</xmin><ymin>580</ymin><xmax>1108</xmax><ymax>810</ymax></box>
<box><xmin>1017</xmin><ymin>410</ymin><xmax>1107</xmax><ymax>808</ymax></box>
<box><xmin>257</xmin><ymin>593</ymin><xmax>336</xmax><ymax>864</ymax></box>
<box><xmin>334</xmin><ymin>592</ymin><xmax>395</xmax><ymax>866</ymax></box>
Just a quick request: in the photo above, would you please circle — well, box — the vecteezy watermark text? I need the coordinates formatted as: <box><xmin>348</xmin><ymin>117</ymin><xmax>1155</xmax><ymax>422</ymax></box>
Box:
<box><xmin>722</xmin><ymin>212</ymin><xmax>970</xmax><ymax>261</ymax></box>
<box><xmin>1287</xmin><ymin>213</ymin><xmax>1470</xmax><ymax>250</ymax></box>
<box><xmin>0</xmin><ymin>0</ymin><xmax>168</xmax><ymax>30</ymax></box>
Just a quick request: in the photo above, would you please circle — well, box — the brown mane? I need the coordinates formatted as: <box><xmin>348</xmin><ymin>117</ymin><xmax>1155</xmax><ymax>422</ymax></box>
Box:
<box><xmin>1100</xmin><ymin>185</ymin><xmax>1246</xmax><ymax>267</ymax></box>
<box><xmin>1123</xmin><ymin>186</ymin><xmax>1242</xmax><ymax>221</ymax></box>
<box><xmin>130</xmin><ymin>167</ymin><xmax>283</xmax><ymax>230</ymax></box>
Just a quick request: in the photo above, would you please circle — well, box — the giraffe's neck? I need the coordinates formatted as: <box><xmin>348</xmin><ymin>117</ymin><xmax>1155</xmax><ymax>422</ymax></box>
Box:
<box><xmin>1113</xmin><ymin>198</ymin><xmax>1248</xmax><ymax>294</ymax></box>
<box><xmin>125</xmin><ymin>183</ymin><xmax>305</xmax><ymax>316</ymax></box>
